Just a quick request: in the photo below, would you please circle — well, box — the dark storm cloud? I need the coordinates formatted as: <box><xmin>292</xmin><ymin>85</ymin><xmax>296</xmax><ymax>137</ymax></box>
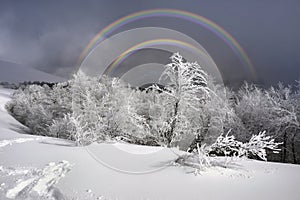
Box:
<box><xmin>0</xmin><ymin>0</ymin><xmax>102</xmax><ymax>77</ymax></box>
<box><xmin>0</xmin><ymin>0</ymin><xmax>299</xmax><ymax>86</ymax></box>
<box><xmin>0</xmin><ymin>0</ymin><xmax>157</xmax><ymax>77</ymax></box>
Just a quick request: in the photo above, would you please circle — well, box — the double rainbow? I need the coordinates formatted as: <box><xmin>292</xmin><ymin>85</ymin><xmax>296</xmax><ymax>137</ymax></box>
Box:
<box><xmin>78</xmin><ymin>8</ymin><xmax>255</xmax><ymax>79</ymax></box>
<box><xmin>104</xmin><ymin>38</ymin><xmax>215</xmax><ymax>75</ymax></box>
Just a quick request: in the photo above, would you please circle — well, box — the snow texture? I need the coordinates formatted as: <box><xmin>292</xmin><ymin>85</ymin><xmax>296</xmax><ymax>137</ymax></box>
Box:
<box><xmin>5</xmin><ymin>161</ymin><xmax>72</xmax><ymax>199</ymax></box>
<box><xmin>0</xmin><ymin>138</ymin><xmax>41</xmax><ymax>148</ymax></box>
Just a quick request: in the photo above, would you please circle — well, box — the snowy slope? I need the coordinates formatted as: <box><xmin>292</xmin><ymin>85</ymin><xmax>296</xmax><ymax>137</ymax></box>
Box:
<box><xmin>0</xmin><ymin>60</ymin><xmax>66</xmax><ymax>83</ymax></box>
<box><xmin>1</xmin><ymin>87</ymin><xmax>300</xmax><ymax>200</ymax></box>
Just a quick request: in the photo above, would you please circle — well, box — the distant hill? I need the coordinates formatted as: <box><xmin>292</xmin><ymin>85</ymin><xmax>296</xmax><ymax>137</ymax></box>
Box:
<box><xmin>0</xmin><ymin>60</ymin><xmax>66</xmax><ymax>83</ymax></box>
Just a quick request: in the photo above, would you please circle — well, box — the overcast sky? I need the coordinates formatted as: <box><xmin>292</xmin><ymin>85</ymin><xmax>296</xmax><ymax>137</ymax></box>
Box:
<box><xmin>0</xmin><ymin>0</ymin><xmax>299</xmax><ymax>87</ymax></box>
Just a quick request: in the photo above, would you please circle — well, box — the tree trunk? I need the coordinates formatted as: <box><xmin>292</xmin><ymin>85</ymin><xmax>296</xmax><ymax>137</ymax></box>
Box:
<box><xmin>166</xmin><ymin>100</ymin><xmax>179</xmax><ymax>146</ymax></box>
<box><xmin>292</xmin><ymin>134</ymin><xmax>297</xmax><ymax>164</ymax></box>
<box><xmin>291</xmin><ymin>128</ymin><xmax>298</xmax><ymax>164</ymax></box>
<box><xmin>281</xmin><ymin>131</ymin><xmax>287</xmax><ymax>163</ymax></box>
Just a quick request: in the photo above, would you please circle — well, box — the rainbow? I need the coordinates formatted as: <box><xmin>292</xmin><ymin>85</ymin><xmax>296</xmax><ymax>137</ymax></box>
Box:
<box><xmin>78</xmin><ymin>8</ymin><xmax>256</xmax><ymax>79</ymax></box>
<box><xmin>104</xmin><ymin>38</ymin><xmax>216</xmax><ymax>75</ymax></box>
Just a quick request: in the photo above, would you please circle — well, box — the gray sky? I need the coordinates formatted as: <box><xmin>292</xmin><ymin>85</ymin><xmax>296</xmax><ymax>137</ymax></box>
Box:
<box><xmin>0</xmin><ymin>0</ymin><xmax>299</xmax><ymax>87</ymax></box>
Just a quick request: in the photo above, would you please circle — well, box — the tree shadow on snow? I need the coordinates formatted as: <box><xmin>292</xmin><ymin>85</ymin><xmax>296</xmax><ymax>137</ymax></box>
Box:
<box><xmin>39</xmin><ymin>139</ymin><xmax>76</xmax><ymax>147</ymax></box>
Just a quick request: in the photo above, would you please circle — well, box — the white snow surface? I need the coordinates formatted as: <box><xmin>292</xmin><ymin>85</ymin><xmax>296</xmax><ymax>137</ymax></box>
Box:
<box><xmin>0</xmin><ymin>87</ymin><xmax>300</xmax><ymax>200</ymax></box>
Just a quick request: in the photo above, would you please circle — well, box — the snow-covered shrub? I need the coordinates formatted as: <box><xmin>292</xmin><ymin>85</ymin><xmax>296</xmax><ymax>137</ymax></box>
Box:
<box><xmin>175</xmin><ymin>143</ymin><xmax>242</xmax><ymax>174</ymax></box>
<box><xmin>57</xmin><ymin>72</ymin><xmax>158</xmax><ymax>145</ymax></box>
<box><xmin>6</xmin><ymin>84</ymin><xmax>54</xmax><ymax>134</ymax></box>
<box><xmin>208</xmin><ymin>131</ymin><xmax>244</xmax><ymax>157</ymax></box>
<box><xmin>175</xmin><ymin>131</ymin><xmax>282</xmax><ymax>174</ymax></box>
<box><xmin>208</xmin><ymin>131</ymin><xmax>281</xmax><ymax>161</ymax></box>
<box><xmin>244</xmin><ymin>131</ymin><xmax>282</xmax><ymax>161</ymax></box>
<box><xmin>175</xmin><ymin>144</ymin><xmax>212</xmax><ymax>172</ymax></box>
<box><xmin>5</xmin><ymin>88</ymin><xmax>31</xmax><ymax>125</ymax></box>
<box><xmin>48</xmin><ymin>114</ymin><xmax>76</xmax><ymax>140</ymax></box>
<box><xmin>6</xmin><ymin>81</ymin><xmax>72</xmax><ymax>136</ymax></box>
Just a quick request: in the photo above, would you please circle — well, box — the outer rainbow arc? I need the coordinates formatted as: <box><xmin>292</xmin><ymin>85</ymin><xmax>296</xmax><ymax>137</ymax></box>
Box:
<box><xmin>78</xmin><ymin>8</ymin><xmax>256</xmax><ymax>80</ymax></box>
<box><xmin>104</xmin><ymin>38</ymin><xmax>217</xmax><ymax>76</ymax></box>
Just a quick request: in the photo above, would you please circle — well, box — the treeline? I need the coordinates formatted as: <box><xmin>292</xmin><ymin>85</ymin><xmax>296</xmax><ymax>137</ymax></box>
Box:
<box><xmin>0</xmin><ymin>81</ymin><xmax>57</xmax><ymax>90</ymax></box>
<box><xmin>5</xmin><ymin>53</ymin><xmax>300</xmax><ymax>163</ymax></box>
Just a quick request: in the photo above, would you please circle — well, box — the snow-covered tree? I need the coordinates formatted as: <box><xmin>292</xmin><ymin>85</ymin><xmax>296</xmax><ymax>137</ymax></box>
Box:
<box><xmin>115</xmin><ymin>88</ymin><xmax>156</xmax><ymax>144</ymax></box>
<box><xmin>68</xmin><ymin>72</ymin><xmax>134</xmax><ymax>144</ymax></box>
<box><xmin>235</xmin><ymin>83</ymin><xmax>274</xmax><ymax>139</ymax></box>
<box><xmin>153</xmin><ymin>53</ymin><xmax>211</xmax><ymax>149</ymax></box>
<box><xmin>268</xmin><ymin>83</ymin><xmax>299</xmax><ymax>162</ymax></box>
<box><xmin>6</xmin><ymin>84</ymin><xmax>55</xmax><ymax>135</ymax></box>
<box><xmin>291</xmin><ymin>80</ymin><xmax>300</xmax><ymax>163</ymax></box>
<box><xmin>235</xmin><ymin>83</ymin><xmax>299</xmax><ymax>162</ymax></box>
<box><xmin>5</xmin><ymin>53</ymin><xmax>299</xmax><ymax>164</ymax></box>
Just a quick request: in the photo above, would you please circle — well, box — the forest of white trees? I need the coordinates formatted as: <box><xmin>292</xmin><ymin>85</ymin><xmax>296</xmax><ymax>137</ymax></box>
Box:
<box><xmin>5</xmin><ymin>53</ymin><xmax>300</xmax><ymax>164</ymax></box>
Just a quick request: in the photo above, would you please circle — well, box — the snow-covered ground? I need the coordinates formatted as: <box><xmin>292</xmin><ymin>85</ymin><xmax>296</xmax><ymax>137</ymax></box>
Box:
<box><xmin>1</xmin><ymin>87</ymin><xmax>300</xmax><ymax>200</ymax></box>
